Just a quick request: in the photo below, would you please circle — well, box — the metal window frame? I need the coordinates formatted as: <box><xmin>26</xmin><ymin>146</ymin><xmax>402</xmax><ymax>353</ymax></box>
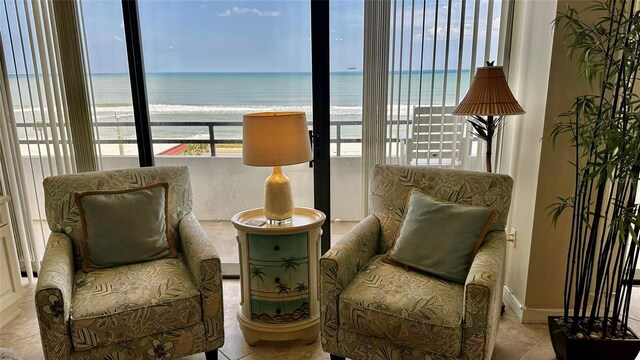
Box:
<box><xmin>121</xmin><ymin>0</ymin><xmax>154</xmax><ymax>167</ymax></box>
<box><xmin>311</xmin><ymin>0</ymin><xmax>331</xmax><ymax>254</ymax></box>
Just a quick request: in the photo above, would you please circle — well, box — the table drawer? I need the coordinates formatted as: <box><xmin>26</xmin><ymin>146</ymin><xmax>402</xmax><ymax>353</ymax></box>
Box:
<box><xmin>247</xmin><ymin>232</ymin><xmax>308</xmax><ymax>262</ymax></box>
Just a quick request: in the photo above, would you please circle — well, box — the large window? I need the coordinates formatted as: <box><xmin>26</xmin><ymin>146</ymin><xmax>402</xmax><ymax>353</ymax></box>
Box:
<box><xmin>330</xmin><ymin>0</ymin><xmax>364</xmax><ymax>157</ymax></box>
<box><xmin>82</xmin><ymin>0</ymin><xmax>138</xmax><ymax>167</ymax></box>
<box><xmin>2</xmin><ymin>0</ymin><xmax>509</xmax><ymax>268</ymax></box>
<box><xmin>136</xmin><ymin>1</ymin><xmax>314</xmax><ymax>270</ymax></box>
<box><xmin>386</xmin><ymin>0</ymin><xmax>504</xmax><ymax>169</ymax></box>
<box><xmin>356</xmin><ymin>0</ymin><xmax>507</xmax><ymax>171</ymax></box>
<box><xmin>330</xmin><ymin>0</ymin><xmax>365</xmax><ymax>243</ymax></box>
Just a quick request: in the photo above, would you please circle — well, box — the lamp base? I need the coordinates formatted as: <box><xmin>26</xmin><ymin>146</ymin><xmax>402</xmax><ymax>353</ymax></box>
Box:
<box><xmin>264</xmin><ymin>166</ymin><xmax>294</xmax><ymax>222</ymax></box>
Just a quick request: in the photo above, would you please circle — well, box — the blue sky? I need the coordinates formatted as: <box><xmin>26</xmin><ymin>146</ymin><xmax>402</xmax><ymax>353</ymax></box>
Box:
<box><xmin>3</xmin><ymin>0</ymin><xmax>500</xmax><ymax>75</ymax></box>
<box><xmin>82</xmin><ymin>0</ymin><xmax>364</xmax><ymax>73</ymax></box>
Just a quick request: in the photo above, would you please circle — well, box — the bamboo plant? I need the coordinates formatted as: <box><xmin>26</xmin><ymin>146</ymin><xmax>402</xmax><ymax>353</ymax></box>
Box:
<box><xmin>549</xmin><ymin>0</ymin><xmax>640</xmax><ymax>339</ymax></box>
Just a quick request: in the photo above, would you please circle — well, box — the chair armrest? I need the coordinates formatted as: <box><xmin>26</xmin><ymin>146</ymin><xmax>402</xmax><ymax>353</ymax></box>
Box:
<box><xmin>35</xmin><ymin>232</ymin><xmax>74</xmax><ymax>360</ymax></box>
<box><xmin>320</xmin><ymin>214</ymin><xmax>380</xmax><ymax>354</ymax></box>
<box><xmin>179</xmin><ymin>213</ymin><xmax>224</xmax><ymax>342</ymax></box>
<box><xmin>462</xmin><ymin>231</ymin><xmax>506</xmax><ymax>360</ymax></box>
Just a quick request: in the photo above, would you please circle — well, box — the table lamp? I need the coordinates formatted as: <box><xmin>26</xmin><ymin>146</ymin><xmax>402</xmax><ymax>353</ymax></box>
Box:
<box><xmin>242</xmin><ymin>111</ymin><xmax>312</xmax><ymax>225</ymax></box>
<box><xmin>452</xmin><ymin>62</ymin><xmax>525</xmax><ymax>172</ymax></box>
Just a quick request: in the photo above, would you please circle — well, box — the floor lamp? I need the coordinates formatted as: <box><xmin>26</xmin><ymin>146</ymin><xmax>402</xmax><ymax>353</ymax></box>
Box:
<box><xmin>452</xmin><ymin>63</ymin><xmax>525</xmax><ymax>173</ymax></box>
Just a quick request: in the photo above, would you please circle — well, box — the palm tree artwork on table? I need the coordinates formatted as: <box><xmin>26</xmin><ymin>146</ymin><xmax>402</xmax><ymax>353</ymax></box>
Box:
<box><xmin>250</xmin><ymin>265</ymin><xmax>266</xmax><ymax>317</ymax></box>
<box><xmin>276</xmin><ymin>282</ymin><xmax>291</xmax><ymax>316</ymax></box>
<box><xmin>281</xmin><ymin>257</ymin><xmax>300</xmax><ymax>285</ymax></box>
<box><xmin>295</xmin><ymin>282</ymin><xmax>308</xmax><ymax>294</ymax></box>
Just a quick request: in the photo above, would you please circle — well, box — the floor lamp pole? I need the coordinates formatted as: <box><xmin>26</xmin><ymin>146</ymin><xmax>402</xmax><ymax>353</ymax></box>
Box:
<box><xmin>485</xmin><ymin>115</ymin><xmax>494</xmax><ymax>173</ymax></box>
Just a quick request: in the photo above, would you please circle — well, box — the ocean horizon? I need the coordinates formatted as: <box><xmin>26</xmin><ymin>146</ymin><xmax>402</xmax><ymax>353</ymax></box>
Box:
<box><xmin>9</xmin><ymin>70</ymin><xmax>471</xmax><ymax>146</ymax></box>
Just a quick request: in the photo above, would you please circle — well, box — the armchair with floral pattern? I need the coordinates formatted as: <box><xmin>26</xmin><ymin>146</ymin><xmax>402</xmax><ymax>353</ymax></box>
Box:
<box><xmin>36</xmin><ymin>166</ymin><xmax>224</xmax><ymax>360</ymax></box>
<box><xmin>320</xmin><ymin>165</ymin><xmax>513</xmax><ymax>360</ymax></box>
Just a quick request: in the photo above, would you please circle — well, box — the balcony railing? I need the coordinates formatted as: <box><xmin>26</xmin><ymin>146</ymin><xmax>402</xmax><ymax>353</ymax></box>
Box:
<box><xmin>15</xmin><ymin>111</ymin><xmax>475</xmax><ymax>162</ymax></box>
<box><xmin>17</xmin><ymin>120</ymin><xmax>404</xmax><ymax>157</ymax></box>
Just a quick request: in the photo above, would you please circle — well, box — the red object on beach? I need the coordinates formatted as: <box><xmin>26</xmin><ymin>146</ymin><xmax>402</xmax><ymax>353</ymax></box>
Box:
<box><xmin>159</xmin><ymin>144</ymin><xmax>187</xmax><ymax>155</ymax></box>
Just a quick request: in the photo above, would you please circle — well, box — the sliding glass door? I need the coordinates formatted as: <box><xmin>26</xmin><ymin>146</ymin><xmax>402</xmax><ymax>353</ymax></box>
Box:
<box><xmin>136</xmin><ymin>1</ymin><xmax>314</xmax><ymax>274</ymax></box>
<box><xmin>329</xmin><ymin>0</ymin><xmax>364</xmax><ymax>244</ymax></box>
<box><xmin>81</xmin><ymin>1</ymin><xmax>140</xmax><ymax>171</ymax></box>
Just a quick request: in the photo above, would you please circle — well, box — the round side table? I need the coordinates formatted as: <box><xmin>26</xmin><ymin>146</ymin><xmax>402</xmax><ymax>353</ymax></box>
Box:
<box><xmin>231</xmin><ymin>207</ymin><xmax>326</xmax><ymax>345</ymax></box>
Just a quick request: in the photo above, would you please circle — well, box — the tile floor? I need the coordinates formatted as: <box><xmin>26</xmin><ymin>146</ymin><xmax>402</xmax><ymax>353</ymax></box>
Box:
<box><xmin>1</xmin><ymin>277</ymin><xmax>561</xmax><ymax>360</ymax></box>
<box><xmin>5</xmin><ymin>279</ymin><xmax>640</xmax><ymax>359</ymax></box>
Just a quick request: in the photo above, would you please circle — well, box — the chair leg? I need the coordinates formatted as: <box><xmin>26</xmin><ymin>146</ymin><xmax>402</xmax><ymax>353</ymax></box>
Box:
<box><xmin>205</xmin><ymin>350</ymin><xmax>218</xmax><ymax>360</ymax></box>
<box><xmin>330</xmin><ymin>355</ymin><xmax>346</xmax><ymax>360</ymax></box>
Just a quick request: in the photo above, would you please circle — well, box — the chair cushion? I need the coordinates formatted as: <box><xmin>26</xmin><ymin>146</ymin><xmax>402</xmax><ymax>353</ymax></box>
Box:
<box><xmin>75</xmin><ymin>182</ymin><xmax>176</xmax><ymax>272</ymax></box>
<box><xmin>369</xmin><ymin>165</ymin><xmax>514</xmax><ymax>253</ymax></box>
<box><xmin>339</xmin><ymin>255</ymin><xmax>464</xmax><ymax>357</ymax></box>
<box><xmin>388</xmin><ymin>188</ymin><xmax>496</xmax><ymax>284</ymax></box>
<box><xmin>71</xmin><ymin>257</ymin><xmax>201</xmax><ymax>351</ymax></box>
<box><xmin>43</xmin><ymin>166</ymin><xmax>193</xmax><ymax>269</ymax></box>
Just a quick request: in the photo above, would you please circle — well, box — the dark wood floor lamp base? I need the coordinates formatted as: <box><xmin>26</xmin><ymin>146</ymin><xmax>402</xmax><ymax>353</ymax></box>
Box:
<box><xmin>205</xmin><ymin>350</ymin><xmax>218</xmax><ymax>360</ymax></box>
<box><xmin>330</xmin><ymin>355</ymin><xmax>346</xmax><ymax>360</ymax></box>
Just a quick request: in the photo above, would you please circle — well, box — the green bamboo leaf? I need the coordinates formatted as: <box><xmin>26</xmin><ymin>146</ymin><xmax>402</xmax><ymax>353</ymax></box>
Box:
<box><xmin>551</xmin><ymin>0</ymin><xmax>640</xmax><ymax>333</ymax></box>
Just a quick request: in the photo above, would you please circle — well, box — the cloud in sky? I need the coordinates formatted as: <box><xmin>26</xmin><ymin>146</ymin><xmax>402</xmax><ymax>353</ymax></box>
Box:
<box><xmin>114</xmin><ymin>35</ymin><xmax>123</xmax><ymax>42</ymax></box>
<box><xmin>406</xmin><ymin>11</ymin><xmax>501</xmax><ymax>42</ymax></box>
<box><xmin>216</xmin><ymin>7</ymin><xmax>280</xmax><ymax>17</ymax></box>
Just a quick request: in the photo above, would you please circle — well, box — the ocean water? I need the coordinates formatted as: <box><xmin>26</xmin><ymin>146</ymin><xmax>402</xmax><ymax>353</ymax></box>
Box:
<box><xmin>9</xmin><ymin>71</ymin><xmax>470</xmax><ymax>143</ymax></box>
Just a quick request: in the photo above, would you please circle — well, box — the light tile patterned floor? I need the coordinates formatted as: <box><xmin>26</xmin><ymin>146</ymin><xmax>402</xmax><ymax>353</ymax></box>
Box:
<box><xmin>0</xmin><ymin>279</ymin><xmax>561</xmax><ymax>360</ymax></box>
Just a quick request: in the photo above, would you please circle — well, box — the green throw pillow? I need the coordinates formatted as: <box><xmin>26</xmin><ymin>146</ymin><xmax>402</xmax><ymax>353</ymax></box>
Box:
<box><xmin>388</xmin><ymin>188</ymin><xmax>496</xmax><ymax>284</ymax></box>
<box><xmin>75</xmin><ymin>182</ymin><xmax>176</xmax><ymax>272</ymax></box>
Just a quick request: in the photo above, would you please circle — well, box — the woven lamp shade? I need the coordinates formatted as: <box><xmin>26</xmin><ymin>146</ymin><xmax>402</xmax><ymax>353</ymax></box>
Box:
<box><xmin>243</xmin><ymin>112</ymin><xmax>312</xmax><ymax>166</ymax></box>
<box><xmin>452</xmin><ymin>66</ymin><xmax>525</xmax><ymax>116</ymax></box>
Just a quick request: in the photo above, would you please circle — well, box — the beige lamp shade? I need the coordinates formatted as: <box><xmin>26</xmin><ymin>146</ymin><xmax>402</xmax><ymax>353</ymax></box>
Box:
<box><xmin>452</xmin><ymin>66</ymin><xmax>525</xmax><ymax>116</ymax></box>
<box><xmin>243</xmin><ymin>112</ymin><xmax>313</xmax><ymax>166</ymax></box>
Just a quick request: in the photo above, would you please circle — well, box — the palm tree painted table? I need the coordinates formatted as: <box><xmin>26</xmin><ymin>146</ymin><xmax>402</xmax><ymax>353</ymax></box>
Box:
<box><xmin>231</xmin><ymin>207</ymin><xmax>325</xmax><ymax>345</ymax></box>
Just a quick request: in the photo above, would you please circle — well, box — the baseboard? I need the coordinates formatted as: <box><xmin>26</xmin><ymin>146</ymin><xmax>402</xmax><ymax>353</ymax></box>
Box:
<box><xmin>0</xmin><ymin>306</ymin><xmax>21</xmax><ymax>329</ymax></box>
<box><xmin>521</xmin><ymin>307</ymin><xmax>564</xmax><ymax>323</ymax></box>
<box><xmin>502</xmin><ymin>286</ymin><xmax>524</xmax><ymax>320</ymax></box>
<box><xmin>502</xmin><ymin>285</ymin><xmax>563</xmax><ymax>324</ymax></box>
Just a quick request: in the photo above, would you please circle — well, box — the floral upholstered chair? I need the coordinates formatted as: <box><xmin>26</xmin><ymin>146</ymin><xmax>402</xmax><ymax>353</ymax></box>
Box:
<box><xmin>36</xmin><ymin>166</ymin><xmax>224</xmax><ymax>360</ymax></box>
<box><xmin>320</xmin><ymin>165</ymin><xmax>513</xmax><ymax>360</ymax></box>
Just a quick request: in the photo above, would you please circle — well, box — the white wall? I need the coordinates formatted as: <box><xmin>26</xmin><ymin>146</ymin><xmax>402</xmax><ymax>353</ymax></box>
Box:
<box><xmin>500</xmin><ymin>0</ymin><xmax>601</xmax><ymax>322</ymax></box>
<box><xmin>499</xmin><ymin>0</ymin><xmax>557</xmax><ymax>318</ymax></box>
<box><xmin>22</xmin><ymin>155</ymin><xmax>363</xmax><ymax>223</ymax></box>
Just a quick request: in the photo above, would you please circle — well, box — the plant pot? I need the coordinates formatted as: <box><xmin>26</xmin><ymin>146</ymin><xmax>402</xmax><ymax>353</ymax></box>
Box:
<box><xmin>548</xmin><ymin>316</ymin><xmax>640</xmax><ymax>360</ymax></box>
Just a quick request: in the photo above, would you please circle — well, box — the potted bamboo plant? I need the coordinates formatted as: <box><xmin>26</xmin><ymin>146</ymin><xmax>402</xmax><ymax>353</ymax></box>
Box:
<box><xmin>548</xmin><ymin>0</ymin><xmax>640</xmax><ymax>359</ymax></box>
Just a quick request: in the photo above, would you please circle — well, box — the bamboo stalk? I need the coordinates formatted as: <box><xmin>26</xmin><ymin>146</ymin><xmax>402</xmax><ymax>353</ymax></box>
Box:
<box><xmin>553</xmin><ymin>0</ymin><xmax>640</xmax><ymax>338</ymax></box>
